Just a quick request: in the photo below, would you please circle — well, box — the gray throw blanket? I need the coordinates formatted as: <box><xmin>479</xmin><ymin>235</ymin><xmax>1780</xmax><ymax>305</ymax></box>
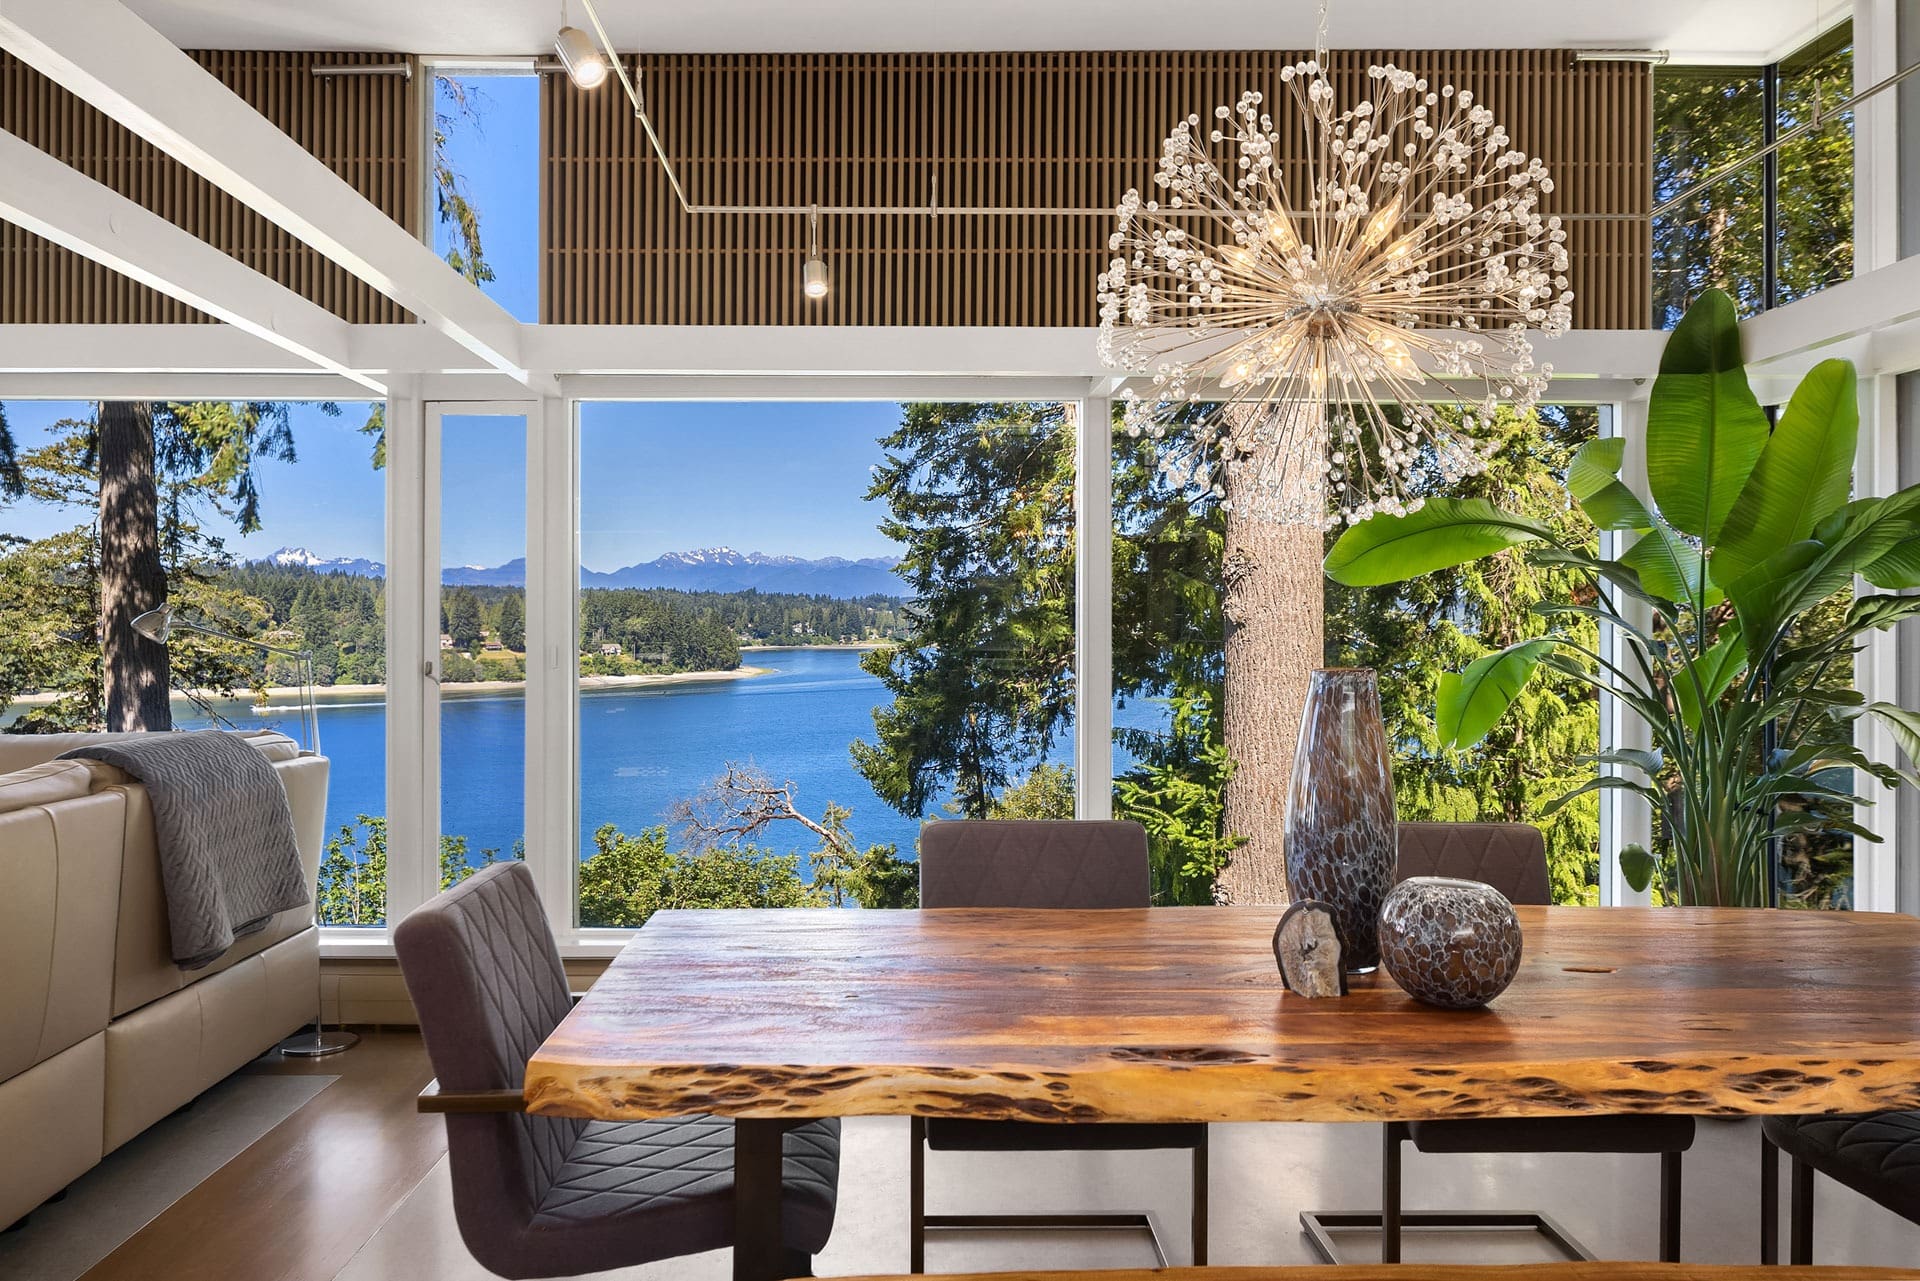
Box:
<box><xmin>61</xmin><ymin>731</ymin><xmax>309</xmax><ymax>970</ymax></box>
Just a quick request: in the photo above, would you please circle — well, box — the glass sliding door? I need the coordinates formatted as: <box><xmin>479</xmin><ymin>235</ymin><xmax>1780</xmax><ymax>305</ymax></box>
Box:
<box><xmin>427</xmin><ymin>405</ymin><xmax>531</xmax><ymax>898</ymax></box>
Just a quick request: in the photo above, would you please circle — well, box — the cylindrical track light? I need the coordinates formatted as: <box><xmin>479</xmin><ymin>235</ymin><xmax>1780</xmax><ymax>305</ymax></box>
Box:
<box><xmin>555</xmin><ymin>25</ymin><xmax>607</xmax><ymax>89</ymax></box>
<box><xmin>803</xmin><ymin>206</ymin><xmax>829</xmax><ymax>299</ymax></box>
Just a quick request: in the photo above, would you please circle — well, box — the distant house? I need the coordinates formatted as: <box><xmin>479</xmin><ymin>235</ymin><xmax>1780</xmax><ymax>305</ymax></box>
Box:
<box><xmin>439</xmin><ymin>633</ymin><xmax>454</xmax><ymax>650</ymax></box>
<box><xmin>483</xmin><ymin>638</ymin><xmax>505</xmax><ymax>652</ymax></box>
<box><xmin>599</xmin><ymin>642</ymin><xmax>623</xmax><ymax>657</ymax></box>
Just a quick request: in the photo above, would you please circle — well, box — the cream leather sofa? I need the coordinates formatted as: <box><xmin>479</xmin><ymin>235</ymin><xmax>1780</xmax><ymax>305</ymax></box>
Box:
<box><xmin>0</xmin><ymin>730</ymin><xmax>328</xmax><ymax>1230</ymax></box>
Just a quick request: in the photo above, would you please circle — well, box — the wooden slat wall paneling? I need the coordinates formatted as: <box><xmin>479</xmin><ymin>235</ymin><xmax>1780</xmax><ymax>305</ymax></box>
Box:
<box><xmin>0</xmin><ymin>49</ymin><xmax>418</xmax><ymax>325</ymax></box>
<box><xmin>542</xmin><ymin>49</ymin><xmax>1649</xmax><ymax>328</ymax></box>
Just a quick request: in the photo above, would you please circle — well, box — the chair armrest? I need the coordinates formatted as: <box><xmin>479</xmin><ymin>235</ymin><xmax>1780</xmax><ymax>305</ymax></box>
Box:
<box><xmin>417</xmin><ymin>1078</ymin><xmax>530</xmax><ymax>1114</ymax></box>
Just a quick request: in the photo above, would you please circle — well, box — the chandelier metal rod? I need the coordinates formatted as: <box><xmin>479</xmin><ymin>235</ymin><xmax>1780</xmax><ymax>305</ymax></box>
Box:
<box><xmin>1651</xmin><ymin>58</ymin><xmax>1920</xmax><ymax>218</ymax></box>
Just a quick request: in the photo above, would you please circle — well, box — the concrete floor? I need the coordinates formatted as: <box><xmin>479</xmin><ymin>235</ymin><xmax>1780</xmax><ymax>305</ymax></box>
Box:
<box><xmin>334</xmin><ymin>1115</ymin><xmax>1920</xmax><ymax>1277</ymax></box>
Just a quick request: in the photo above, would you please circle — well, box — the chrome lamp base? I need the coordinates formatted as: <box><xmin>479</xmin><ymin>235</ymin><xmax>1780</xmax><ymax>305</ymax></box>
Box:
<box><xmin>278</xmin><ymin>1027</ymin><xmax>360</xmax><ymax>1058</ymax></box>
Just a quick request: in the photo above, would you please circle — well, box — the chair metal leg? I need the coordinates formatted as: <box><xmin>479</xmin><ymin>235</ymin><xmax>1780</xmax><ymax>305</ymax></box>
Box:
<box><xmin>1790</xmin><ymin>1154</ymin><xmax>1814</xmax><ymax>1266</ymax></box>
<box><xmin>1382</xmin><ymin>1121</ymin><xmax>1404</xmax><ymax>1264</ymax></box>
<box><xmin>1192</xmin><ymin>1126</ymin><xmax>1209</xmax><ymax>1265</ymax></box>
<box><xmin>1659</xmin><ymin>1150</ymin><xmax>1682</xmax><ymax>1262</ymax></box>
<box><xmin>909</xmin><ymin>1116</ymin><xmax>926</xmax><ymax>1274</ymax></box>
<box><xmin>1760</xmin><ymin>1133</ymin><xmax>1780</xmax><ymax>1266</ymax></box>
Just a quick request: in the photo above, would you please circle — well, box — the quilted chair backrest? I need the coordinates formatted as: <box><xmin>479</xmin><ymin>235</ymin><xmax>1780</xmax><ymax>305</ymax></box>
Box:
<box><xmin>918</xmin><ymin>819</ymin><xmax>1151</xmax><ymax>909</ymax></box>
<box><xmin>395</xmin><ymin>861</ymin><xmax>583</xmax><ymax>1257</ymax></box>
<box><xmin>1395</xmin><ymin>822</ymin><xmax>1552</xmax><ymax>906</ymax></box>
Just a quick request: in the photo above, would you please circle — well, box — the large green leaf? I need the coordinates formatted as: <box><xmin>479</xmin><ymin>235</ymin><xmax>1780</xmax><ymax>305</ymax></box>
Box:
<box><xmin>1712</xmin><ymin>359</ymin><xmax>1859</xmax><ymax>587</ymax></box>
<box><xmin>1845</xmin><ymin>593</ymin><xmax>1920</xmax><ymax>634</ymax></box>
<box><xmin>1436</xmin><ymin>638</ymin><xmax>1557</xmax><ymax>749</ymax></box>
<box><xmin>1869</xmin><ymin>703</ymin><xmax>1920</xmax><ymax>766</ymax></box>
<box><xmin>1618</xmin><ymin>519</ymin><xmax>1713</xmax><ymax>608</ymax></box>
<box><xmin>1860</xmin><ymin>532</ymin><xmax>1920</xmax><ymax>589</ymax></box>
<box><xmin>1729</xmin><ymin>491</ymin><xmax>1920</xmax><ymax>657</ymax></box>
<box><xmin>1646</xmin><ymin>289</ymin><xmax>1770</xmax><ymax>540</ymax></box>
<box><xmin>1322</xmin><ymin>498</ymin><xmax>1554</xmax><ymax>587</ymax></box>
<box><xmin>1566</xmin><ymin>436</ymin><xmax>1653</xmax><ymax>532</ymax></box>
<box><xmin>1673</xmin><ymin>624</ymin><xmax>1748</xmax><ymax>731</ymax></box>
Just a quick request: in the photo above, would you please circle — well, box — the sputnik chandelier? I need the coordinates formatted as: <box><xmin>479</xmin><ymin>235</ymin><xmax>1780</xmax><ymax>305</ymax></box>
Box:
<box><xmin>1097</xmin><ymin>1</ymin><xmax>1575</xmax><ymax>527</ymax></box>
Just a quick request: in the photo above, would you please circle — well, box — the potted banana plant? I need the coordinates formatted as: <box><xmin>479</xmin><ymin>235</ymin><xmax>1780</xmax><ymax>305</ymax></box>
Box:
<box><xmin>1324</xmin><ymin>289</ymin><xmax>1920</xmax><ymax>906</ymax></box>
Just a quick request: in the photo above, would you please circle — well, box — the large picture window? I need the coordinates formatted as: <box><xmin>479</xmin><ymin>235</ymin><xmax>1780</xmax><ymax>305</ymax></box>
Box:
<box><xmin>1113</xmin><ymin>404</ymin><xmax>1608</xmax><ymax>906</ymax></box>
<box><xmin>1653</xmin><ymin>21</ymin><xmax>1854</xmax><ymax>326</ymax></box>
<box><xmin>572</xmin><ymin>401</ymin><xmax>1076</xmax><ymax>927</ymax></box>
<box><xmin>0</xmin><ymin>398</ymin><xmax>389</xmax><ymax>923</ymax></box>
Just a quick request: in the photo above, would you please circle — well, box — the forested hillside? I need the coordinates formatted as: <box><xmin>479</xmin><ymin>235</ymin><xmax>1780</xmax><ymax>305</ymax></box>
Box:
<box><xmin>212</xmin><ymin>563</ymin><xmax>909</xmax><ymax>687</ymax></box>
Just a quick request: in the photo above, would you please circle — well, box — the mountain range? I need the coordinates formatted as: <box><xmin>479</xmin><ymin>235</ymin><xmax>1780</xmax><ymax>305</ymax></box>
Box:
<box><xmin>262</xmin><ymin>546</ymin><xmax>905</xmax><ymax>599</ymax></box>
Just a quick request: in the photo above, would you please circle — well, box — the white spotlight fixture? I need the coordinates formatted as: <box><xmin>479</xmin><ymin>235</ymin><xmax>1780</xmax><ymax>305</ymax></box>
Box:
<box><xmin>803</xmin><ymin>206</ymin><xmax>829</xmax><ymax>299</ymax></box>
<box><xmin>554</xmin><ymin>3</ymin><xmax>607</xmax><ymax>91</ymax></box>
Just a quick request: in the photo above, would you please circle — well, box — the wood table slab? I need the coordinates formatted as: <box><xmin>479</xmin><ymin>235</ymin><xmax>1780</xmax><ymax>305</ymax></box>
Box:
<box><xmin>529</xmin><ymin>905</ymin><xmax>1920</xmax><ymax>1125</ymax></box>
<box><xmin>525</xmin><ymin>905</ymin><xmax>1920</xmax><ymax>1280</ymax></box>
<box><xmin>833</xmin><ymin>1268</ymin><xmax>1919</xmax><ymax>1280</ymax></box>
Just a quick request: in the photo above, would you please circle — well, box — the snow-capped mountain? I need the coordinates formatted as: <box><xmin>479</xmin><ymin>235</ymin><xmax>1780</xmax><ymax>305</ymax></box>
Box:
<box><xmin>256</xmin><ymin>546</ymin><xmax>903</xmax><ymax>598</ymax></box>
<box><xmin>583</xmin><ymin>547</ymin><xmax>904</xmax><ymax>597</ymax></box>
<box><xmin>264</xmin><ymin>547</ymin><xmax>386</xmax><ymax>577</ymax></box>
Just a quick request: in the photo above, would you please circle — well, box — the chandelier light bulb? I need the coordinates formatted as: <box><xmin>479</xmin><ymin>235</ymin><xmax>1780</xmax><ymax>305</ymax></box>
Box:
<box><xmin>1098</xmin><ymin>63</ymin><xmax>1574</xmax><ymax>528</ymax></box>
<box><xmin>554</xmin><ymin>26</ymin><xmax>607</xmax><ymax>90</ymax></box>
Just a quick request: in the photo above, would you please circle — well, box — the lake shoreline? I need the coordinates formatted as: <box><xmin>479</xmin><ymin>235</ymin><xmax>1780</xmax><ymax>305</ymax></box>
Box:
<box><xmin>5</xmin><ymin>664</ymin><xmax>773</xmax><ymax>709</ymax></box>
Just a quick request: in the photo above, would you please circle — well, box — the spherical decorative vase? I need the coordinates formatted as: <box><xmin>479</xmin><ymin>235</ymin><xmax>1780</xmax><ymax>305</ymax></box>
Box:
<box><xmin>1378</xmin><ymin>876</ymin><xmax>1524</xmax><ymax>1009</ymax></box>
<box><xmin>1283</xmin><ymin>668</ymin><xmax>1397</xmax><ymax>973</ymax></box>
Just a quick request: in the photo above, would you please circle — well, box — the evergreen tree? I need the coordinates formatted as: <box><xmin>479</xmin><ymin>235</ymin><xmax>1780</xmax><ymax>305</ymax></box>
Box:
<box><xmin>497</xmin><ymin>590</ymin><xmax>525</xmax><ymax>651</ymax></box>
<box><xmin>446</xmin><ymin>588</ymin><xmax>484</xmax><ymax>653</ymax></box>
<box><xmin>852</xmin><ymin>402</ymin><xmax>1077</xmax><ymax>818</ymax></box>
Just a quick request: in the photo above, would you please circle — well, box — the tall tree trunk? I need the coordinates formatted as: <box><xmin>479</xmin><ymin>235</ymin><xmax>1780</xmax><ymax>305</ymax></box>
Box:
<box><xmin>1215</xmin><ymin>408</ymin><xmax>1326</xmax><ymax>906</ymax></box>
<box><xmin>98</xmin><ymin>401</ymin><xmax>171</xmax><ymax>731</ymax></box>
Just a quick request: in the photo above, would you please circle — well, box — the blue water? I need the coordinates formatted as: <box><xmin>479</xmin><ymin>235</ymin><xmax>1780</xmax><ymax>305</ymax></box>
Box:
<box><xmin>176</xmin><ymin>645</ymin><xmax>1161</xmax><ymax>869</ymax></box>
<box><xmin>182</xmin><ymin>648</ymin><xmax>929</xmax><ymax>862</ymax></box>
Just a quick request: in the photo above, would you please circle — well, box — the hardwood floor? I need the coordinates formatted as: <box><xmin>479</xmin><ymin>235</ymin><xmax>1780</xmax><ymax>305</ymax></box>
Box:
<box><xmin>80</xmin><ymin>1029</ymin><xmax>443</xmax><ymax>1281</ymax></box>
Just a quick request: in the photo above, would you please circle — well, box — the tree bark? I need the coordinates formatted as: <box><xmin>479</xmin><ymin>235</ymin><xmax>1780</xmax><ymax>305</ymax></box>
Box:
<box><xmin>98</xmin><ymin>401</ymin><xmax>171</xmax><ymax>731</ymax></box>
<box><xmin>1215</xmin><ymin>408</ymin><xmax>1326</xmax><ymax>906</ymax></box>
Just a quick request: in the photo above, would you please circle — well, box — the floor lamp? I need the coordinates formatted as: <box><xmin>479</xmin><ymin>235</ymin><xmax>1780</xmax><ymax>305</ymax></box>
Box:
<box><xmin>131</xmin><ymin>604</ymin><xmax>357</xmax><ymax>1058</ymax></box>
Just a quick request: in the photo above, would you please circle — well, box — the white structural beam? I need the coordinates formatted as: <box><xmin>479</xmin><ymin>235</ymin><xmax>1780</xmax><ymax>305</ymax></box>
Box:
<box><xmin>0</xmin><ymin>0</ymin><xmax>529</xmax><ymax>384</ymax></box>
<box><xmin>0</xmin><ymin>130</ymin><xmax>380</xmax><ymax>394</ymax></box>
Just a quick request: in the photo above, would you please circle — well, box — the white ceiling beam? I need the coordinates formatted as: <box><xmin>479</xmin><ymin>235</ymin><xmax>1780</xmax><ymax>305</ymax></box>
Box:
<box><xmin>0</xmin><ymin>325</ymin><xmax>316</xmax><ymax>375</ymax></box>
<box><xmin>0</xmin><ymin>0</ymin><xmax>532</xmax><ymax>385</ymax></box>
<box><xmin>0</xmin><ymin>324</ymin><xmax>1677</xmax><ymax>384</ymax></box>
<box><xmin>0</xmin><ymin>129</ymin><xmax>382</xmax><ymax>394</ymax></box>
<box><xmin>0</xmin><ymin>373</ymin><xmax>369</xmax><ymax>400</ymax></box>
<box><xmin>1742</xmin><ymin>254</ymin><xmax>1920</xmax><ymax>378</ymax></box>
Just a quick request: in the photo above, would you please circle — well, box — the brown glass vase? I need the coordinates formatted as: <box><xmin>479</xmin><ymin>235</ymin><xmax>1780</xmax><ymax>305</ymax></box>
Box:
<box><xmin>1283</xmin><ymin>668</ymin><xmax>1397</xmax><ymax>973</ymax></box>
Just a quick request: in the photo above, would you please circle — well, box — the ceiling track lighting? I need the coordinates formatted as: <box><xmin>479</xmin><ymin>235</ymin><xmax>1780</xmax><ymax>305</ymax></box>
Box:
<box><xmin>803</xmin><ymin>206</ymin><xmax>830</xmax><ymax>300</ymax></box>
<box><xmin>554</xmin><ymin>0</ymin><xmax>607</xmax><ymax>90</ymax></box>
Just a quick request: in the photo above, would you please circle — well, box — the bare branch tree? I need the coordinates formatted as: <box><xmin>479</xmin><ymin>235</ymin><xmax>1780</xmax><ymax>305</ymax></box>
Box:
<box><xmin>670</xmin><ymin>762</ymin><xmax>918</xmax><ymax>909</ymax></box>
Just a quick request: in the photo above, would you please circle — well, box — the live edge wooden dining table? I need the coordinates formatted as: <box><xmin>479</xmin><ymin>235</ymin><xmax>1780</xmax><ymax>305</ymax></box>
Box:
<box><xmin>525</xmin><ymin>905</ymin><xmax>1920</xmax><ymax>1281</ymax></box>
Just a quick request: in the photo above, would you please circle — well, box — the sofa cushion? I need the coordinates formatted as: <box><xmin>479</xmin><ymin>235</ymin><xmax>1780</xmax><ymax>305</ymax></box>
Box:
<box><xmin>0</xmin><ymin>760</ymin><xmax>95</xmax><ymax>814</ymax></box>
<box><xmin>0</xmin><ymin>729</ymin><xmax>304</xmax><ymax>779</ymax></box>
<box><xmin>0</xmin><ymin>792</ymin><xmax>124</xmax><ymax>1081</ymax></box>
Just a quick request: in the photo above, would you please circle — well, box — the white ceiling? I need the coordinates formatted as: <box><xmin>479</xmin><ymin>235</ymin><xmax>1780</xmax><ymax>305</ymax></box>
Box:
<box><xmin>122</xmin><ymin>0</ymin><xmax>1840</xmax><ymax>64</ymax></box>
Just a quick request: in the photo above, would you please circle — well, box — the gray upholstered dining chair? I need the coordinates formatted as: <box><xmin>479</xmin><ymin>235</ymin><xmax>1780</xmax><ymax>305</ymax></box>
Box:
<box><xmin>394</xmin><ymin>861</ymin><xmax>842</xmax><ymax>1279</ymax></box>
<box><xmin>910</xmin><ymin>818</ymin><xmax>1207</xmax><ymax>1272</ymax></box>
<box><xmin>1760</xmin><ymin>1110</ymin><xmax>1920</xmax><ymax>1263</ymax></box>
<box><xmin>1302</xmin><ymin>822</ymin><xmax>1695</xmax><ymax>1265</ymax></box>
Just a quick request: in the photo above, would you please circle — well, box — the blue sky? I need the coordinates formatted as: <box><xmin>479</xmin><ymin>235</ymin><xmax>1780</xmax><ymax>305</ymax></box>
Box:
<box><xmin>0</xmin><ymin>395</ymin><xmax>905</xmax><ymax>570</ymax></box>
<box><xmin>0</xmin><ymin>77</ymin><xmax>908</xmax><ymax>572</ymax></box>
